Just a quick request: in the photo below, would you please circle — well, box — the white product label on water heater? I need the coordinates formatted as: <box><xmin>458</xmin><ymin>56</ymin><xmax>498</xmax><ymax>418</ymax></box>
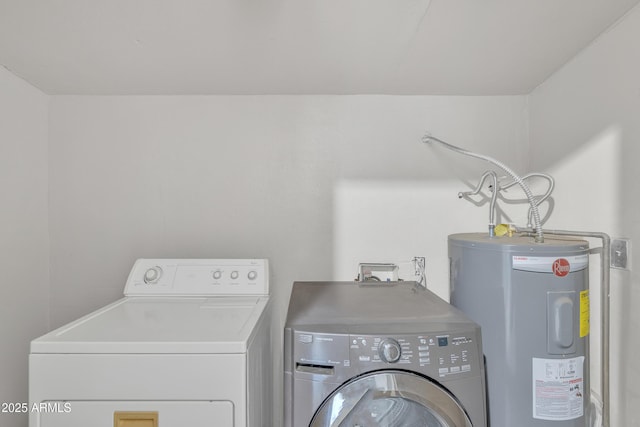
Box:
<box><xmin>512</xmin><ymin>255</ymin><xmax>588</xmax><ymax>275</ymax></box>
<box><xmin>532</xmin><ymin>356</ymin><xmax>584</xmax><ymax>421</ymax></box>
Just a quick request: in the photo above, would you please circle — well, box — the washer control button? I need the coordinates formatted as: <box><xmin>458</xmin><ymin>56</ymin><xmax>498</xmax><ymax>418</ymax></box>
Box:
<box><xmin>230</xmin><ymin>270</ymin><xmax>239</xmax><ymax>280</ymax></box>
<box><xmin>143</xmin><ymin>266</ymin><xmax>163</xmax><ymax>284</ymax></box>
<box><xmin>212</xmin><ymin>270</ymin><xmax>223</xmax><ymax>280</ymax></box>
<box><xmin>379</xmin><ymin>338</ymin><xmax>402</xmax><ymax>363</ymax></box>
<box><xmin>248</xmin><ymin>270</ymin><xmax>258</xmax><ymax>281</ymax></box>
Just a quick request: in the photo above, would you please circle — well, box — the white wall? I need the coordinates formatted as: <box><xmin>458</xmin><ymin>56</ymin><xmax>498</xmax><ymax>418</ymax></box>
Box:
<box><xmin>530</xmin><ymin>4</ymin><xmax>640</xmax><ymax>426</ymax></box>
<box><xmin>0</xmin><ymin>67</ymin><xmax>49</xmax><ymax>427</ymax></box>
<box><xmin>48</xmin><ymin>94</ymin><xmax>528</xmax><ymax>424</ymax></box>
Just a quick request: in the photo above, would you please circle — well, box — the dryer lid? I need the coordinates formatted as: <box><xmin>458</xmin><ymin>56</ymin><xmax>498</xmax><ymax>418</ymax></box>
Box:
<box><xmin>310</xmin><ymin>370</ymin><xmax>472</xmax><ymax>427</ymax></box>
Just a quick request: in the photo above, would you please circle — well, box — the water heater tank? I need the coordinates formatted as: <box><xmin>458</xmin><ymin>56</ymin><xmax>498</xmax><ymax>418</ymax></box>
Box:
<box><xmin>449</xmin><ymin>233</ymin><xmax>590</xmax><ymax>427</ymax></box>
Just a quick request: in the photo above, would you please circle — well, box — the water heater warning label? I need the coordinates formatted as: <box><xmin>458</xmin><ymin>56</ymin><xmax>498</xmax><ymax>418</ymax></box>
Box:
<box><xmin>580</xmin><ymin>290</ymin><xmax>590</xmax><ymax>337</ymax></box>
<box><xmin>532</xmin><ymin>357</ymin><xmax>584</xmax><ymax>421</ymax></box>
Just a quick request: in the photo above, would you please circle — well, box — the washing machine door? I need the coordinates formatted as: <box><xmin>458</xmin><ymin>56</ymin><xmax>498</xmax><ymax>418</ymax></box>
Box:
<box><xmin>309</xmin><ymin>370</ymin><xmax>472</xmax><ymax>427</ymax></box>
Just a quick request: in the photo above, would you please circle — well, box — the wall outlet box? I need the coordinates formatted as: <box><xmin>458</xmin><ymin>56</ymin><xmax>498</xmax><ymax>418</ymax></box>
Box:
<box><xmin>611</xmin><ymin>238</ymin><xmax>631</xmax><ymax>270</ymax></box>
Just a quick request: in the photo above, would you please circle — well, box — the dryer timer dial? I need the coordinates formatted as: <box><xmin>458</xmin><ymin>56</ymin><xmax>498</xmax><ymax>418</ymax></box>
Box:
<box><xmin>143</xmin><ymin>266</ymin><xmax>163</xmax><ymax>284</ymax></box>
<box><xmin>379</xmin><ymin>338</ymin><xmax>402</xmax><ymax>363</ymax></box>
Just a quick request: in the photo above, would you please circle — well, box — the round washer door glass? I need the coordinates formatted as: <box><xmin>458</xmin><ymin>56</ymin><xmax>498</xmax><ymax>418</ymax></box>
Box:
<box><xmin>310</xmin><ymin>370</ymin><xmax>472</xmax><ymax>427</ymax></box>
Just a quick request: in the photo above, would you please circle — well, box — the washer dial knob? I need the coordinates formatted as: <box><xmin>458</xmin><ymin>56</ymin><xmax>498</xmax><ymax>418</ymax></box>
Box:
<box><xmin>379</xmin><ymin>338</ymin><xmax>402</xmax><ymax>363</ymax></box>
<box><xmin>248</xmin><ymin>270</ymin><xmax>258</xmax><ymax>281</ymax></box>
<box><xmin>212</xmin><ymin>270</ymin><xmax>223</xmax><ymax>280</ymax></box>
<box><xmin>230</xmin><ymin>270</ymin><xmax>239</xmax><ymax>280</ymax></box>
<box><xmin>143</xmin><ymin>266</ymin><xmax>163</xmax><ymax>284</ymax></box>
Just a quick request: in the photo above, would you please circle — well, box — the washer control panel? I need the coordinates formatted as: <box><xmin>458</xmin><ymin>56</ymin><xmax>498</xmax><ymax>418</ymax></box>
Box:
<box><xmin>124</xmin><ymin>258</ymin><xmax>269</xmax><ymax>296</ymax></box>
<box><xmin>349</xmin><ymin>332</ymin><xmax>479</xmax><ymax>379</ymax></box>
<box><xmin>292</xmin><ymin>329</ymin><xmax>481</xmax><ymax>383</ymax></box>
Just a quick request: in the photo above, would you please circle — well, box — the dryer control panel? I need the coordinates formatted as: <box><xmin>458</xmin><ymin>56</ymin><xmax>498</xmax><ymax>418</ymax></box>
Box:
<box><xmin>124</xmin><ymin>259</ymin><xmax>269</xmax><ymax>296</ymax></box>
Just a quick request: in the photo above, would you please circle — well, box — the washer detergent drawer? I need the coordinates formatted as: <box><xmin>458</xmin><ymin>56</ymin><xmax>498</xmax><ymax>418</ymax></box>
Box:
<box><xmin>34</xmin><ymin>401</ymin><xmax>233</xmax><ymax>427</ymax></box>
<box><xmin>310</xmin><ymin>370</ymin><xmax>472</xmax><ymax>427</ymax></box>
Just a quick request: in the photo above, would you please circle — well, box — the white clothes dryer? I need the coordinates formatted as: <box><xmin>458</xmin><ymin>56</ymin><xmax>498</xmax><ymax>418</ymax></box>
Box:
<box><xmin>29</xmin><ymin>259</ymin><xmax>271</xmax><ymax>427</ymax></box>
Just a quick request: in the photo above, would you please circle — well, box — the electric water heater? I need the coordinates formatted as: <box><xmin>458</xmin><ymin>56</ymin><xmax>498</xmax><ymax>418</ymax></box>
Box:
<box><xmin>449</xmin><ymin>233</ymin><xmax>590</xmax><ymax>427</ymax></box>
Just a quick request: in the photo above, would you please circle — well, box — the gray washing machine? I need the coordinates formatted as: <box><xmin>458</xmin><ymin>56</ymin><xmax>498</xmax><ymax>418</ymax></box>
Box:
<box><xmin>284</xmin><ymin>281</ymin><xmax>487</xmax><ymax>427</ymax></box>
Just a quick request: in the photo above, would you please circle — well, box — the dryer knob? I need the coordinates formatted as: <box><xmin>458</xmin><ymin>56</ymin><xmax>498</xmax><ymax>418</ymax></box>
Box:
<box><xmin>143</xmin><ymin>266</ymin><xmax>163</xmax><ymax>284</ymax></box>
<box><xmin>379</xmin><ymin>338</ymin><xmax>402</xmax><ymax>363</ymax></box>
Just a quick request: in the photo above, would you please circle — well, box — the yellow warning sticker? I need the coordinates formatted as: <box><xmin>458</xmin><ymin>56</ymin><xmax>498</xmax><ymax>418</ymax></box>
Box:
<box><xmin>580</xmin><ymin>290</ymin><xmax>590</xmax><ymax>337</ymax></box>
